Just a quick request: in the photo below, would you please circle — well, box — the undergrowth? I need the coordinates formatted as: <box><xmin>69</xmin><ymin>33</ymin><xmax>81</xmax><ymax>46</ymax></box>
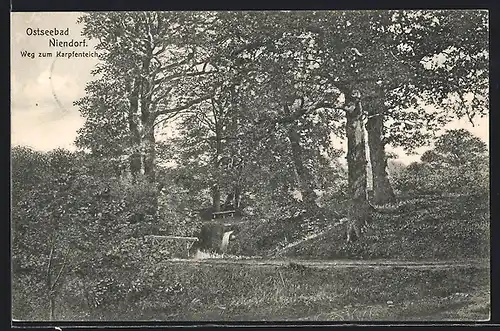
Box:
<box><xmin>228</xmin><ymin>194</ymin><xmax>489</xmax><ymax>261</ymax></box>
<box><xmin>45</xmin><ymin>262</ymin><xmax>489</xmax><ymax>321</ymax></box>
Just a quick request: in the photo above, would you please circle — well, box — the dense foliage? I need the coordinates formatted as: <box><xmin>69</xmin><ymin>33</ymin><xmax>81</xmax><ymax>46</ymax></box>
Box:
<box><xmin>12</xmin><ymin>10</ymin><xmax>489</xmax><ymax>320</ymax></box>
<box><xmin>393</xmin><ymin>129</ymin><xmax>489</xmax><ymax>196</ymax></box>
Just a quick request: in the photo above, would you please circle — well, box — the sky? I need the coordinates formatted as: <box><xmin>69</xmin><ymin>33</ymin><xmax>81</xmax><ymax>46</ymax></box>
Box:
<box><xmin>11</xmin><ymin>12</ymin><xmax>489</xmax><ymax>165</ymax></box>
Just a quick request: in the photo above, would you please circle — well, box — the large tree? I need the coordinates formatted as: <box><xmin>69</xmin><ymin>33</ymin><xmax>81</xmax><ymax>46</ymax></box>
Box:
<box><xmin>166</xmin><ymin>12</ymin><xmax>267</xmax><ymax>213</ymax></box>
<box><xmin>75</xmin><ymin>10</ymin><xmax>488</xmax><ymax>222</ymax></box>
<box><xmin>228</xmin><ymin>12</ymin><xmax>347</xmax><ymax>209</ymax></box>
<box><xmin>270</xmin><ymin>10</ymin><xmax>486</xmax><ymax>207</ymax></box>
<box><xmin>329</xmin><ymin>10</ymin><xmax>488</xmax><ymax>204</ymax></box>
<box><xmin>75</xmin><ymin>12</ymin><xmax>216</xmax><ymax>218</ymax></box>
<box><xmin>168</xmin><ymin>12</ymin><xmax>345</xmax><ymax>214</ymax></box>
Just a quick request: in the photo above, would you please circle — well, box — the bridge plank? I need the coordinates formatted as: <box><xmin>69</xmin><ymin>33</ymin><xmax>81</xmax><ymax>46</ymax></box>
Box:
<box><xmin>145</xmin><ymin>235</ymin><xmax>199</xmax><ymax>241</ymax></box>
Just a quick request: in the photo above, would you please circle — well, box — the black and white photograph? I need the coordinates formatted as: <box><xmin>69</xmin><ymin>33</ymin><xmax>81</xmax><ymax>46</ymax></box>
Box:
<box><xmin>11</xmin><ymin>10</ymin><xmax>490</xmax><ymax>322</ymax></box>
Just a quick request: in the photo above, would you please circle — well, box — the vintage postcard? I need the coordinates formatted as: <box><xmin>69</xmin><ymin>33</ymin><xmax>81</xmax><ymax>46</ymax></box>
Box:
<box><xmin>11</xmin><ymin>11</ymin><xmax>490</xmax><ymax>322</ymax></box>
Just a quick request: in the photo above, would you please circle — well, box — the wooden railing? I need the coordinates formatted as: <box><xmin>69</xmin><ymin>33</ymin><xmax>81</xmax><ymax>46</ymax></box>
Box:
<box><xmin>212</xmin><ymin>210</ymin><xmax>237</xmax><ymax>219</ymax></box>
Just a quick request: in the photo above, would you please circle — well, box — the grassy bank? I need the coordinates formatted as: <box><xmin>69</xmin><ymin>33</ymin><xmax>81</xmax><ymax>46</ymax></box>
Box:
<box><xmin>229</xmin><ymin>194</ymin><xmax>490</xmax><ymax>260</ymax></box>
<box><xmin>13</xmin><ymin>194</ymin><xmax>490</xmax><ymax>321</ymax></box>
<box><xmin>46</xmin><ymin>262</ymin><xmax>490</xmax><ymax>321</ymax></box>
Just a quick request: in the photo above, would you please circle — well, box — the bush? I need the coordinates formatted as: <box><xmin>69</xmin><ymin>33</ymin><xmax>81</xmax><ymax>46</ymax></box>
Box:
<box><xmin>393</xmin><ymin>161</ymin><xmax>488</xmax><ymax>198</ymax></box>
<box><xmin>393</xmin><ymin>129</ymin><xmax>489</xmax><ymax>197</ymax></box>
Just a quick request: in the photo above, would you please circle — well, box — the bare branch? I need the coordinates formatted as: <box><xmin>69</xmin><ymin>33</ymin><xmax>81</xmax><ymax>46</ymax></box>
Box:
<box><xmin>456</xmin><ymin>91</ymin><xmax>476</xmax><ymax>127</ymax></box>
<box><xmin>152</xmin><ymin>43</ymin><xmax>167</xmax><ymax>56</ymax></box>
<box><xmin>151</xmin><ymin>85</ymin><xmax>174</xmax><ymax>106</ymax></box>
<box><xmin>211</xmin><ymin>97</ymin><xmax>220</xmax><ymax>129</ymax></box>
<box><xmin>196</xmin><ymin>111</ymin><xmax>217</xmax><ymax>133</ymax></box>
<box><xmin>162</xmin><ymin>70</ymin><xmax>215</xmax><ymax>83</ymax></box>
<box><xmin>312</xmin><ymin>101</ymin><xmax>347</xmax><ymax>112</ymax></box>
<box><xmin>150</xmin><ymin>51</ymin><xmax>195</xmax><ymax>77</ymax></box>
<box><xmin>155</xmin><ymin>95</ymin><xmax>212</xmax><ymax>117</ymax></box>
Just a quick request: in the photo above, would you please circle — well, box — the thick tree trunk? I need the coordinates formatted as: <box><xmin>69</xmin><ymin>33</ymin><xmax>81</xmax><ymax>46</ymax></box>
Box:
<box><xmin>128</xmin><ymin>81</ymin><xmax>142</xmax><ymax>179</ymax></box>
<box><xmin>143</xmin><ymin>132</ymin><xmax>158</xmax><ymax>220</ymax></box>
<box><xmin>344</xmin><ymin>90</ymin><xmax>376</xmax><ymax>228</ymax></box>
<box><xmin>212</xmin><ymin>185</ymin><xmax>221</xmax><ymax>213</ymax></box>
<box><xmin>129</xmin><ymin>56</ymin><xmax>159</xmax><ymax>220</ymax></box>
<box><xmin>140</xmin><ymin>56</ymin><xmax>155</xmax><ymax>183</ymax></box>
<box><xmin>141</xmin><ymin>125</ymin><xmax>156</xmax><ymax>184</ymax></box>
<box><xmin>137</xmin><ymin>55</ymin><xmax>159</xmax><ymax>220</ymax></box>
<box><xmin>283</xmin><ymin>104</ymin><xmax>317</xmax><ymax>206</ymax></box>
<box><xmin>366</xmin><ymin>105</ymin><xmax>396</xmax><ymax>205</ymax></box>
<box><xmin>345</xmin><ymin>92</ymin><xmax>368</xmax><ymax>204</ymax></box>
<box><xmin>225</xmin><ymin>100</ymin><xmax>243</xmax><ymax>213</ymax></box>
<box><xmin>287</xmin><ymin>127</ymin><xmax>317</xmax><ymax>205</ymax></box>
<box><xmin>234</xmin><ymin>185</ymin><xmax>241</xmax><ymax>210</ymax></box>
<box><xmin>212</xmin><ymin>125</ymin><xmax>223</xmax><ymax>213</ymax></box>
<box><xmin>224</xmin><ymin>192</ymin><xmax>234</xmax><ymax>209</ymax></box>
<box><xmin>223</xmin><ymin>185</ymin><xmax>242</xmax><ymax>211</ymax></box>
